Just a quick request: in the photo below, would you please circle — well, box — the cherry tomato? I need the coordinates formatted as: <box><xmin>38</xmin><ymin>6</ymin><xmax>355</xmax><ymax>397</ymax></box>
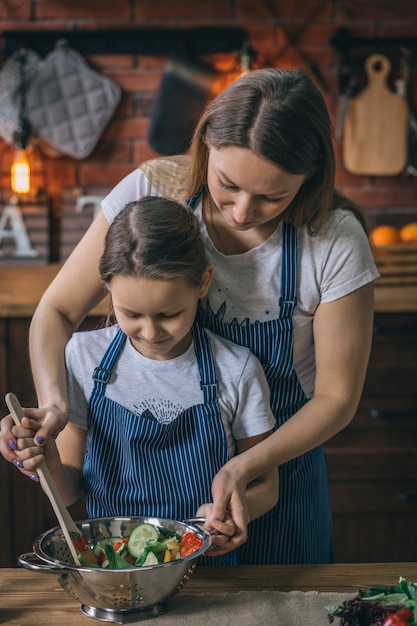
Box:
<box><xmin>71</xmin><ymin>533</ymin><xmax>89</xmax><ymax>552</ymax></box>
<box><xmin>382</xmin><ymin>608</ymin><xmax>414</xmax><ymax>626</ymax></box>
<box><xmin>180</xmin><ymin>532</ymin><xmax>203</xmax><ymax>557</ymax></box>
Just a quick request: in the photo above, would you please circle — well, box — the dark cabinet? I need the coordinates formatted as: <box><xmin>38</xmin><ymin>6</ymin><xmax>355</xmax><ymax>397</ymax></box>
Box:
<box><xmin>326</xmin><ymin>312</ymin><xmax>417</xmax><ymax>562</ymax></box>
<box><xmin>0</xmin><ymin>315</ymin><xmax>103</xmax><ymax>567</ymax></box>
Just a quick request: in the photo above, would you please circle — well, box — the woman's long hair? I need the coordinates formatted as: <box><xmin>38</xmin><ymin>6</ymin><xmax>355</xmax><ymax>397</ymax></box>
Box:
<box><xmin>185</xmin><ymin>68</ymin><xmax>366</xmax><ymax>233</ymax></box>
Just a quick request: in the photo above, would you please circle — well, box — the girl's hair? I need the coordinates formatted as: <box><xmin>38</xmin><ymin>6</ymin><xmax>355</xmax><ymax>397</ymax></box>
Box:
<box><xmin>186</xmin><ymin>68</ymin><xmax>366</xmax><ymax>233</ymax></box>
<box><xmin>99</xmin><ymin>196</ymin><xmax>208</xmax><ymax>287</ymax></box>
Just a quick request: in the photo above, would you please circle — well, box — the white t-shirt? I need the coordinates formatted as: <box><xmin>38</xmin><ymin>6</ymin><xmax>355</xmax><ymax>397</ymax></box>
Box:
<box><xmin>66</xmin><ymin>325</ymin><xmax>275</xmax><ymax>458</ymax></box>
<box><xmin>101</xmin><ymin>156</ymin><xmax>380</xmax><ymax>399</ymax></box>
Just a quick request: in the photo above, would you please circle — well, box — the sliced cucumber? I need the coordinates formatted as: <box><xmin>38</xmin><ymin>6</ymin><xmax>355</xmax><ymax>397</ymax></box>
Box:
<box><xmin>128</xmin><ymin>523</ymin><xmax>159</xmax><ymax>558</ymax></box>
<box><xmin>94</xmin><ymin>536</ymin><xmax>124</xmax><ymax>555</ymax></box>
<box><xmin>142</xmin><ymin>551</ymin><xmax>159</xmax><ymax>566</ymax></box>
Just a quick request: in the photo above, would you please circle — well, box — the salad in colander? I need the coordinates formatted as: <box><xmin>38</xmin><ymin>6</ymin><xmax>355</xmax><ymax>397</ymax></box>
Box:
<box><xmin>70</xmin><ymin>522</ymin><xmax>204</xmax><ymax>568</ymax></box>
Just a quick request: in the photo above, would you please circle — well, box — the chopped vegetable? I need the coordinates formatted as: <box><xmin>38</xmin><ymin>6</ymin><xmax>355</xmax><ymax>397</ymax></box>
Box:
<box><xmin>382</xmin><ymin>609</ymin><xmax>414</xmax><ymax>625</ymax></box>
<box><xmin>328</xmin><ymin>578</ymin><xmax>417</xmax><ymax>626</ymax></box>
<box><xmin>180</xmin><ymin>532</ymin><xmax>204</xmax><ymax>557</ymax></box>
<box><xmin>70</xmin><ymin>531</ymin><xmax>99</xmax><ymax>566</ymax></box>
<box><xmin>77</xmin><ymin>523</ymin><xmax>205</xmax><ymax>570</ymax></box>
<box><xmin>128</xmin><ymin>523</ymin><xmax>159</xmax><ymax>558</ymax></box>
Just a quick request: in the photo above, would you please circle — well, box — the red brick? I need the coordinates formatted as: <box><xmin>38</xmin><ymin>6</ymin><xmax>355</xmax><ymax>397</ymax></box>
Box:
<box><xmin>36</xmin><ymin>0</ymin><xmax>131</xmax><ymax>19</ymax></box>
<box><xmin>89</xmin><ymin>141</ymin><xmax>132</xmax><ymax>163</ymax></box>
<box><xmin>135</xmin><ymin>0</ymin><xmax>233</xmax><ymax>20</ymax></box>
<box><xmin>339</xmin><ymin>1</ymin><xmax>414</xmax><ymax>20</ymax></box>
<box><xmin>79</xmin><ymin>163</ymin><xmax>134</xmax><ymax>187</ymax></box>
<box><xmin>86</xmin><ymin>55</ymin><xmax>136</xmax><ymax>69</ymax></box>
<box><xmin>133</xmin><ymin>141</ymin><xmax>162</xmax><ymax>164</ymax></box>
<box><xmin>0</xmin><ymin>0</ymin><xmax>30</xmax><ymax>20</ymax></box>
<box><xmin>45</xmin><ymin>158</ymin><xmax>77</xmax><ymax>189</ymax></box>
<box><xmin>103</xmin><ymin>118</ymin><xmax>149</xmax><ymax>141</ymax></box>
<box><xmin>106</xmin><ymin>69</ymin><xmax>162</xmax><ymax>93</ymax></box>
<box><xmin>237</xmin><ymin>0</ymin><xmax>332</xmax><ymax>20</ymax></box>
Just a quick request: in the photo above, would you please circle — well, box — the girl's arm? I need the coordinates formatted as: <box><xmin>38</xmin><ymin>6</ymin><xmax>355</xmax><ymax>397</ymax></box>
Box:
<box><xmin>209</xmin><ymin>283</ymin><xmax>375</xmax><ymax>540</ymax></box>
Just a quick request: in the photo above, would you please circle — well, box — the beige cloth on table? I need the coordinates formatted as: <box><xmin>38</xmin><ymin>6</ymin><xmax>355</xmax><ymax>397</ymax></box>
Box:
<box><xmin>136</xmin><ymin>590</ymin><xmax>352</xmax><ymax>625</ymax></box>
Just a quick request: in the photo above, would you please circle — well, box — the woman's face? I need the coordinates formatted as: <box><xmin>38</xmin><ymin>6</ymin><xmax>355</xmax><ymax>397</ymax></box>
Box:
<box><xmin>109</xmin><ymin>273</ymin><xmax>208</xmax><ymax>360</ymax></box>
<box><xmin>207</xmin><ymin>146</ymin><xmax>305</xmax><ymax>231</ymax></box>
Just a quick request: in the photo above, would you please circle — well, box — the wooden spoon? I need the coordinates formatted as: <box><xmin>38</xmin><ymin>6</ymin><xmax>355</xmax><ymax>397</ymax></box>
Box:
<box><xmin>5</xmin><ymin>392</ymin><xmax>97</xmax><ymax>567</ymax></box>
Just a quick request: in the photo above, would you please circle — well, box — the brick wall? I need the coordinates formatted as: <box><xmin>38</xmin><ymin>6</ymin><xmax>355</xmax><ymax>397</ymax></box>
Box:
<box><xmin>1</xmin><ymin>0</ymin><xmax>417</xmax><ymax>260</ymax></box>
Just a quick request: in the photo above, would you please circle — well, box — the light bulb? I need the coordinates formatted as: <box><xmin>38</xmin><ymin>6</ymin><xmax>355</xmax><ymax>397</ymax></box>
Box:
<box><xmin>11</xmin><ymin>148</ymin><xmax>30</xmax><ymax>194</ymax></box>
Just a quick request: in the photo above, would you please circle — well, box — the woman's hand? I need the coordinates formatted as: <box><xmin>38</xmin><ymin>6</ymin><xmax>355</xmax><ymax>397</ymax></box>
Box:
<box><xmin>195</xmin><ymin>503</ymin><xmax>237</xmax><ymax>557</ymax></box>
<box><xmin>22</xmin><ymin>405</ymin><xmax>69</xmax><ymax>447</ymax></box>
<box><xmin>196</xmin><ymin>460</ymin><xmax>251</xmax><ymax>555</ymax></box>
<box><xmin>0</xmin><ymin>406</ymin><xmax>64</xmax><ymax>480</ymax></box>
<box><xmin>209</xmin><ymin>460</ymin><xmax>250</xmax><ymax>548</ymax></box>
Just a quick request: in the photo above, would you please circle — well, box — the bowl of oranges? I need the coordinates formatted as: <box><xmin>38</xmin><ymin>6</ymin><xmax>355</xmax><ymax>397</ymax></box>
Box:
<box><xmin>369</xmin><ymin>222</ymin><xmax>417</xmax><ymax>286</ymax></box>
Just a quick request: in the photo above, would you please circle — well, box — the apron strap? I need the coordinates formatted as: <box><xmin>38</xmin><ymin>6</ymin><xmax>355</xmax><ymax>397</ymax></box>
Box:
<box><xmin>92</xmin><ymin>328</ymin><xmax>127</xmax><ymax>395</ymax></box>
<box><xmin>279</xmin><ymin>222</ymin><xmax>298</xmax><ymax>319</ymax></box>
<box><xmin>192</xmin><ymin>321</ymin><xmax>218</xmax><ymax>403</ymax></box>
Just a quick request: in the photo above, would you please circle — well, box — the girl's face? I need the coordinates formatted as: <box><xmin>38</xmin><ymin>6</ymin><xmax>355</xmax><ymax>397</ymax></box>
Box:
<box><xmin>207</xmin><ymin>146</ymin><xmax>305</xmax><ymax>231</ymax></box>
<box><xmin>109</xmin><ymin>269</ymin><xmax>211</xmax><ymax>360</ymax></box>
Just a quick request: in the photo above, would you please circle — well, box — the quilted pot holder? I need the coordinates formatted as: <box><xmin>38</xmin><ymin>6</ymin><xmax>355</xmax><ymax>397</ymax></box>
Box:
<box><xmin>26</xmin><ymin>42</ymin><xmax>121</xmax><ymax>159</ymax></box>
<box><xmin>0</xmin><ymin>49</ymin><xmax>42</xmax><ymax>145</ymax></box>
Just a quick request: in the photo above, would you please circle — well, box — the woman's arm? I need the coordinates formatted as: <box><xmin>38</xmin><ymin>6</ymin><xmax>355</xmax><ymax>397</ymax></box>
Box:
<box><xmin>197</xmin><ymin>430</ymin><xmax>278</xmax><ymax>556</ymax></box>
<box><xmin>209</xmin><ymin>283</ymin><xmax>375</xmax><ymax>531</ymax></box>
<box><xmin>28</xmin><ymin>211</ymin><xmax>110</xmax><ymax>441</ymax></box>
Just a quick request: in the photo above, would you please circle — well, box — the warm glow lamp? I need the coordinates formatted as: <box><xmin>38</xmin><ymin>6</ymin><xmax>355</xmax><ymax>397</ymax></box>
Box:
<box><xmin>10</xmin><ymin>49</ymin><xmax>32</xmax><ymax>195</ymax></box>
<box><xmin>11</xmin><ymin>147</ymin><xmax>31</xmax><ymax>194</ymax></box>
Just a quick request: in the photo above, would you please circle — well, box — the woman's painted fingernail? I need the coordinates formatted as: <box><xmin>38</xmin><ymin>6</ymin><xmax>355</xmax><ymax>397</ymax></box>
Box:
<box><xmin>35</xmin><ymin>436</ymin><xmax>45</xmax><ymax>445</ymax></box>
<box><xmin>29</xmin><ymin>473</ymin><xmax>40</xmax><ymax>482</ymax></box>
<box><xmin>8</xmin><ymin>440</ymin><xmax>18</xmax><ymax>451</ymax></box>
<box><xmin>13</xmin><ymin>459</ymin><xmax>23</xmax><ymax>469</ymax></box>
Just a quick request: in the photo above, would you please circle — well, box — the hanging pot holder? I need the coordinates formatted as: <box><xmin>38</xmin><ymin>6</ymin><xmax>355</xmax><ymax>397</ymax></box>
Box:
<box><xmin>26</xmin><ymin>41</ymin><xmax>121</xmax><ymax>159</ymax></box>
<box><xmin>148</xmin><ymin>55</ymin><xmax>217</xmax><ymax>155</ymax></box>
<box><xmin>0</xmin><ymin>49</ymin><xmax>42</xmax><ymax>145</ymax></box>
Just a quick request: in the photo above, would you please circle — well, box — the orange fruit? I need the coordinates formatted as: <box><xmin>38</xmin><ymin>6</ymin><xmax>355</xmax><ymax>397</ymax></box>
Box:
<box><xmin>399</xmin><ymin>222</ymin><xmax>417</xmax><ymax>243</ymax></box>
<box><xmin>369</xmin><ymin>225</ymin><xmax>401</xmax><ymax>247</ymax></box>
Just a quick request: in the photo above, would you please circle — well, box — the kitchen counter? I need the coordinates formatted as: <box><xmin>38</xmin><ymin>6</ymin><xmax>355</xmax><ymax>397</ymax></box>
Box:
<box><xmin>1</xmin><ymin>564</ymin><xmax>417</xmax><ymax>625</ymax></box>
<box><xmin>0</xmin><ymin>264</ymin><xmax>416</xmax><ymax>315</ymax></box>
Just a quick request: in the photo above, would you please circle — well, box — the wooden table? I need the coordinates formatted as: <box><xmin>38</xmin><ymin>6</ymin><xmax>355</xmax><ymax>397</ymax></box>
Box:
<box><xmin>1</xmin><ymin>564</ymin><xmax>417</xmax><ymax>624</ymax></box>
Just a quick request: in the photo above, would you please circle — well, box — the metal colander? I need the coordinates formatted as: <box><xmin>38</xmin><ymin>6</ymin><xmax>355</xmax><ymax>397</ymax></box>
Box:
<box><xmin>18</xmin><ymin>516</ymin><xmax>211</xmax><ymax>624</ymax></box>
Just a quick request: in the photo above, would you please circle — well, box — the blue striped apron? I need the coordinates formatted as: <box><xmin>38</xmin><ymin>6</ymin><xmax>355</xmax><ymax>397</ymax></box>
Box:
<box><xmin>83</xmin><ymin>321</ymin><xmax>237</xmax><ymax>565</ymax></box>
<box><xmin>190</xmin><ymin>195</ymin><xmax>333</xmax><ymax>564</ymax></box>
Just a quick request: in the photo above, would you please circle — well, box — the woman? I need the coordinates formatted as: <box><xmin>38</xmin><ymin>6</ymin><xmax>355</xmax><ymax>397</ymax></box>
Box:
<box><xmin>1</xmin><ymin>68</ymin><xmax>379</xmax><ymax>564</ymax></box>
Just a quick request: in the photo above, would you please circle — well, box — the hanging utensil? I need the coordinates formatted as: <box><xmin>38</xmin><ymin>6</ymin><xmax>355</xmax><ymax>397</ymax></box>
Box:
<box><xmin>5</xmin><ymin>392</ymin><xmax>84</xmax><ymax>566</ymax></box>
<box><xmin>343</xmin><ymin>53</ymin><xmax>408</xmax><ymax>176</ymax></box>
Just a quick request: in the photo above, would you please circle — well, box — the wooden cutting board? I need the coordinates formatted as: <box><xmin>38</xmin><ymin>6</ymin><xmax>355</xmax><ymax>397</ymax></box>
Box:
<box><xmin>343</xmin><ymin>53</ymin><xmax>408</xmax><ymax>176</ymax></box>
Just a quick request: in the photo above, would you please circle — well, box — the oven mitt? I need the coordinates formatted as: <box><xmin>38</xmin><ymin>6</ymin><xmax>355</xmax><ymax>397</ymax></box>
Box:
<box><xmin>148</xmin><ymin>55</ymin><xmax>217</xmax><ymax>155</ymax></box>
<box><xmin>0</xmin><ymin>49</ymin><xmax>42</xmax><ymax>145</ymax></box>
<box><xmin>26</xmin><ymin>41</ymin><xmax>121</xmax><ymax>159</ymax></box>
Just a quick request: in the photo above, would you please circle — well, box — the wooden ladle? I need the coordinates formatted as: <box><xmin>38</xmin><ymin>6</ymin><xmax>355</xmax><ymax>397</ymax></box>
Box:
<box><xmin>5</xmin><ymin>392</ymin><xmax>91</xmax><ymax>566</ymax></box>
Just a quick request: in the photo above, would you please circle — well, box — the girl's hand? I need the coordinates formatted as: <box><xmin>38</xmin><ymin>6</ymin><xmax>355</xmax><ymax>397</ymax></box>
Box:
<box><xmin>195</xmin><ymin>503</ymin><xmax>237</xmax><ymax>557</ymax></box>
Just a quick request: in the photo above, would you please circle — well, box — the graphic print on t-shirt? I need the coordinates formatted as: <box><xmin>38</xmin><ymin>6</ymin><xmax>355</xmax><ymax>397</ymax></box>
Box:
<box><xmin>133</xmin><ymin>398</ymin><xmax>185</xmax><ymax>424</ymax></box>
